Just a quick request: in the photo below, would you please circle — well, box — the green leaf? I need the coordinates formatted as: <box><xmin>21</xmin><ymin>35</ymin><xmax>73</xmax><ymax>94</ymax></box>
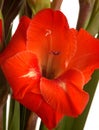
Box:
<box><xmin>3</xmin><ymin>105</ymin><xmax>6</xmax><ymax>130</ymax></box>
<box><xmin>19</xmin><ymin>1</ymin><xmax>32</xmax><ymax>18</ymax></box>
<box><xmin>8</xmin><ymin>98</ymin><xmax>20</xmax><ymax>130</ymax></box>
<box><xmin>35</xmin><ymin>0</ymin><xmax>50</xmax><ymax>13</ymax></box>
<box><xmin>20</xmin><ymin>105</ymin><xmax>27</xmax><ymax>130</ymax></box>
<box><xmin>54</xmin><ymin>116</ymin><xmax>74</xmax><ymax>130</ymax></box>
<box><xmin>2</xmin><ymin>0</ymin><xmax>24</xmax><ymax>38</ymax></box>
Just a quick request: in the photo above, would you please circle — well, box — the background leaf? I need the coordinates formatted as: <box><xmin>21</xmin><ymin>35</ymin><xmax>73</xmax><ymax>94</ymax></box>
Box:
<box><xmin>8</xmin><ymin>99</ymin><xmax>20</xmax><ymax>130</ymax></box>
<box><xmin>40</xmin><ymin>122</ymin><xmax>47</xmax><ymax>130</ymax></box>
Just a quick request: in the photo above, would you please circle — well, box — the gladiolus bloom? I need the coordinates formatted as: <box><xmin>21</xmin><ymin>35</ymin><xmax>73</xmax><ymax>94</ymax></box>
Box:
<box><xmin>0</xmin><ymin>9</ymin><xmax>99</xmax><ymax>129</ymax></box>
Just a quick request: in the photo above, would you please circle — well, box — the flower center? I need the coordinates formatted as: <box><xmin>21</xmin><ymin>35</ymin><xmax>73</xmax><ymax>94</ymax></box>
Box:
<box><xmin>43</xmin><ymin>28</ymin><xmax>61</xmax><ymax>79</ymax></box>
<box><xmin>49</xmin><ymin>50</ymin><xmax>60</xmax><ymax>55</ymax></box>
<box><xmin>42</xmin><ymin>50</ymin><xmax>60</xmax><ymax>79</ymax></box>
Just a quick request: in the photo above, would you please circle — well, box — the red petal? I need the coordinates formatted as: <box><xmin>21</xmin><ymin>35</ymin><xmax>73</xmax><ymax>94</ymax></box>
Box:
<box><xmin>27</xmin><ymin>9</ymin><xmax>77</xmax><ymax>77</ymax></box>
<box><xmin>18</xmin><ymin>92</ymin><xmax>63</xmax><ymax>129</ymax></box>
<box><xmin>1</xmin><ymin>51</ymin><xmax>41</xmax><ymax>98</ymax></box>
<box><xmin>40</xmin><ymin>69</ymin><xmax>89</xmax><ymax>117</ymax></box>
<box><xmin>0</xmin><ymin>16</ymin><xmax>30</xmax><ymax>64</ymax></box>
<box><xmin>1</xmin><ymin>49</ymin><xmax>63</xmax><ymax>129</ymax></box>
<box><xmin>61</xmin><ymin>68</ymin><xmax>85</xmax><ymax>89</ymax></box>
<box><xmin>58</xmin><ymin>69</ymin><xmax>89</xmax><ymax>115</ymax></box>
<box><xmin>36</xmin><ymin>98</ymin><xmax>63</xmax><ymax>129</ymax></box>
<box><xmin>71</xmin><ymin>29</ymin><xmax>99</xmax><ymax>83</ymax></box>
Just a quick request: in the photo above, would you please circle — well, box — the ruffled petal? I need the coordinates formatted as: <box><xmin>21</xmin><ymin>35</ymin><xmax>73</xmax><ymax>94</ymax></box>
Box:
<box><xmin>40</xmin><ymin>68</ymin><xmax>89</xmax><ymax>117</ymax></box>
<box><xmin>62</xmin><ymin>68</ymin><xmax>85</xmax><ymax>89</ymax></box>
<box><xmin>1</xmin><ymin>49</ymin><xmax>63</xmax><ymax>129</ymax></box>
<box><xmin>71</xmin><ymin>29</ymin><xmax>99</xmax><ymax>83</ymax></box>
<box><xmin>58</xmin><ymin>69</ymin><xmax>89</xmax><ymax>115</ymax></box>
<box><xmin>36</xmin><ymin>98</ymin><xmax>63</xmax><ymax>129</ymax></box>
<box><xmin>0</xmin><ymin>16</ymin><xmax>30</xmax><ymax>64</ymax></box>
<box><xmin>18</xmin><ymin>92</ymin><xmax>63</xmax><ymax>129</ymax></box>
<box><xmin>1</xmin><ymin>51</ymin><xmax>41</xmax><ymax>98</ymax></box>
<box><xmin>27</xmin><ymin>9</ymin><xmax>77</xmax><ymax>77</ymax></box>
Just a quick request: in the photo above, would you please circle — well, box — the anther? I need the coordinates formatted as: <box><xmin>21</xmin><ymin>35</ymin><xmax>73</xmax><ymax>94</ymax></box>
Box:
<box><xmin>49</xmin><ymin>50</ymin><xmax>60</xmax><ymax>55</ymax></box>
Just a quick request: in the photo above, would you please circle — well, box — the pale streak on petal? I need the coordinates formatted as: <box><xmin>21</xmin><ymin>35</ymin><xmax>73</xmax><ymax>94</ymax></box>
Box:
<box><xmin>59</xmin><ymin>81</ymin><xmax>66</xmax><ymax>91</ymax></box>
<box><xmin>20</xmin><ymin>68</ymin><xmax>37</xmax><ymax>78</ymax></box>
<box><xmin>65</xmin><ymin>61</ymin><xmax>69</xmax><ymax>68</ymax></box>
<box><xmin>45</xmin><ymin>29</ymin><xmax>52</xmax><ymax>37</ymax></box>
<box><xmin>57</xmin><ymin>79</ymin><xmax>66</xmax><ymax>91</ymax></box>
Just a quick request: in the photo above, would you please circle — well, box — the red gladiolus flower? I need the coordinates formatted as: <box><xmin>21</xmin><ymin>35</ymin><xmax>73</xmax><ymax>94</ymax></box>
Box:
<box><xmin>0</xmin><ymin>9</ymin><xmax>99</xmax><ymax>129</ymax></box>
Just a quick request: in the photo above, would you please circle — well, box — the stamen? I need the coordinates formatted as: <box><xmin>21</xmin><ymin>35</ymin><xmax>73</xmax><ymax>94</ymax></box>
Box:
<box><xmin>49</xmin><ymin>50</ymin><xmax>60</xmax><ymax>55</ymax></box>
<box><xmin>45</xmin><ymin>50</ymin><xmax>60</xmax><ymax>78</ymax></box>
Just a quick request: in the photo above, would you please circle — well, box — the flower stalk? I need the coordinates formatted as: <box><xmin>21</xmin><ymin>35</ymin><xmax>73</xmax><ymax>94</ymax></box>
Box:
<box><xmin>51</xmin><ymin>0</ymin><xmax>63</xmax><ymax>10</ymax></box>
<box><xmin>25</xmin><ymin>113</ymin><xmax>38</xmax><ymax>130</ymax></box>
<box><xmin>77</xmin><ymin>0</ymin><xmax>96</xmax><ymax>30</ymax></box>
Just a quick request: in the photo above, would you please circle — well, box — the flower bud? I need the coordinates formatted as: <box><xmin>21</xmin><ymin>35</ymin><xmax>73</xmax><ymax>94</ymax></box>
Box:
<box><xmin>27</xmin><ymin>0</ymin><xmax>50</xmax><ymax>14</ymax></box>
<box><xmin>77</xmin><ymin>0</ymin><xmax>99</xmax><ymax>36</ymax></box>
<box><xmin>86</xmin><ymin>0</ymin><xmax>99</xmax><ymax>35</ymax></box>
<box><xmin>77</xmin><ymin>0</ymin><xmax>95</xmax><ymax>29</ymax></box>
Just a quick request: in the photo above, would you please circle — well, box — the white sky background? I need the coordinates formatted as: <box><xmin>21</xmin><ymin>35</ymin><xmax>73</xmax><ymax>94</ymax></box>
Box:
<box><xmin>11</xmin><ymin>1</ymin><xmax>99</xmax><ymax>130</ymax></box>
<box><xmin>61</xmin><ymin>0</ymin><xmax>79</xmax><ymax>28</ymax></box>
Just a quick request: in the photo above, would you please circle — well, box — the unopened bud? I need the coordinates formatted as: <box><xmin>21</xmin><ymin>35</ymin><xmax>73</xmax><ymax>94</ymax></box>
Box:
<box><xmin>77</xmin><ymin>0</ymin><xmax>95</xmax><ymax>29</ymax></box>
<box><xmin>27</xmin><ymin>0</ymin><xmax>50</xmax><ymax>14</ymax></box>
